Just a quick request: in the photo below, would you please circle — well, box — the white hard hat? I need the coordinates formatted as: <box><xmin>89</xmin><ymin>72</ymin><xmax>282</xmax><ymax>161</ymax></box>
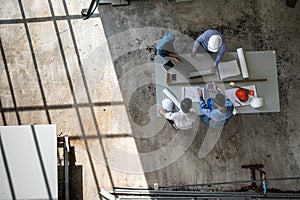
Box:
<box><xmin>208</xmin><ymin>35</ymin><xmax>222</xmax><ymax>52</ymax></box>
<box><xmin>250</xmin><ymin>97</ymin><xmax>264</xmax><ymax>109</ymax></box>
<box><xmin>162</xmin><ymin>98</ymin><xmax>174</xmax><ymax>112</ymax></box>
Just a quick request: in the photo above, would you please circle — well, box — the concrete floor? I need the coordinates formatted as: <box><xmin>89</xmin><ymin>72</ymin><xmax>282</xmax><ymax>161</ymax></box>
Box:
<box><xmin>1</xmin><ymin>0</ymin><xmax>300</xmax><ymax>199</ymax></box>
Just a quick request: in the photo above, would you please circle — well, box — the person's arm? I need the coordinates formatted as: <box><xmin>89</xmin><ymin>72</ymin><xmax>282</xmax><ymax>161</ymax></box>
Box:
<box><xmin>159</xmin><ymin>108</ymin><xmax>174</xmax><ymax>120</ymax></box>
<box><xmin>198</xmin><ymin>88</ymin><xmax>213</xmax><ymax>117</ymax></box>
<box><xmin>168</xmin><ymin>54</ymin><xmax>182</xmax><ymax>62</ymax></box>
<box><xmin>159</xmin><ymin>108</ymin><xmax>166</xmax><ymax>117</ymax></box>
<box><xmin>210</xmin><ymin>64</ymin><xmax>218</xmax><ymax>73</ymax></box>
<box><xmin>225</xmin><ymin>99</ymin><xmax>234</xmax><ymax>113</ymax></box>
<box><xmin>213</xmin><ymin>39</ymin><xmax>226</xmax><ymax>67</ymax></box>
<box><xmin>212</xmin><ymin>82</ymin><xmax>225</xmax><ymax>94</ymax></box>
<box><xmin>191</xmin><ymin>34</ymin><xmax>206</xmax><ymax>56</ymax></box>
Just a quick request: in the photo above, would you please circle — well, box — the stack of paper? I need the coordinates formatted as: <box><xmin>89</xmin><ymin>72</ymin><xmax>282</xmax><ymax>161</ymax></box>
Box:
<box><xmin>218</xmin><ymin>60</ymin><xmax>241</xmax><ymax>80</ymax></box>
<box><xmin>182</xmin><ymin>86</ymin><xmax>201</xmax><ymax>102</ymax></box>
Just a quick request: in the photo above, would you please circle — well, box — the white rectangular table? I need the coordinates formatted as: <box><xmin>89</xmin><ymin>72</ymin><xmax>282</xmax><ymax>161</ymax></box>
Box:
<box><xmin>155</xmin><ymin>51</ymin><xmax>280</xmax><ymax>114</ymax></box>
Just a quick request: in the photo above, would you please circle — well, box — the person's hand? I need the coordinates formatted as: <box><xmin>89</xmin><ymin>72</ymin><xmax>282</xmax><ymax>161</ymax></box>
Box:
<box><xmin>172</xmin><ymin>57</ymin><xmax>181</xmax><ymax>62</ymax></box>
<box><xmin>212</xmin><ymin>81</ymin><xmax>218</xmax><ymax>90</ymax></box>
<box><xmin>154</xmin><ymin>39</ymin><xmax>160</xmax><ymax>45</ymax></box>
<box><xmin>198</xmin><ymin>88</ymin><xmax>203</xmax><ymax>97</ymax></box>
<box><xmin>191</xmin><ymin>51</ymin><xmax>196</xmax><ymax>57</ymax></box>
<box><xmin>210</xmin><ymin>64</ymin><xmax>217</xmax><ymax>73</ymax></box>
<box><xmin>169</xmin><ymin>55</ymin><xmax>182</xmax><ymax>62</ymax></box>
<box><xmin>159</xmin><ymin>108</ymin><xmax>166</xmax><ymax>116</ymax></box>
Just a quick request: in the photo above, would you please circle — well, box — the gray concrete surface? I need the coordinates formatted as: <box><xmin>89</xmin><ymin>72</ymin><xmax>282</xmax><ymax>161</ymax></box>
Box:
<box><xmin>99</xmin><ymin>0</ymin><xmax>300</xmax><ymax>192</ymax></box>
<box><xmin>0</xmin><ymin>0</ymin><xmax>300</xmax><ymax>199</ymax></box>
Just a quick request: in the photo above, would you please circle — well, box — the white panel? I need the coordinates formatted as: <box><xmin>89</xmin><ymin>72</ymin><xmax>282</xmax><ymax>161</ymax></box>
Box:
<box><xmin>0</xmin><ymin>125</ymin><xmax>57</xmax><ymax>200</ymax></box>
<box><xmin>0</xmin><ymin>150</ymin><xmax>12</xmax><ymax>200</ymax></box>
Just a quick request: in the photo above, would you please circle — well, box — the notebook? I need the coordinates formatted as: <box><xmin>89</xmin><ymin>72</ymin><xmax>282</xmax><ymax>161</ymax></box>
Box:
<box><xmin>182</xmin><ymin>86</ymin><xmax>203</xmax><ymax>102</ymax></box>
<box><xmin>218</xmin><ymin>60</ymin><xmax>241</xmax><ymax>80</ymax></box>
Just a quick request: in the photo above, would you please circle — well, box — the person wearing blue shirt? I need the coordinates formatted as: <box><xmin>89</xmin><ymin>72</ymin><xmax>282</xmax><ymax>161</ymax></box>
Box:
<box><xmin>191</xmin><ymin>30</ymin><xmax>226</xmax><ymax>73</ymax></box>
<box><xmin>198</xmin><ymin>82</ymin><xmax>234</xmax><ymax>128</ymax></box>
<box><xmin>155</xmin><ymin>32</ymin><xmax>181</xmax><ymax>63</ymax></box>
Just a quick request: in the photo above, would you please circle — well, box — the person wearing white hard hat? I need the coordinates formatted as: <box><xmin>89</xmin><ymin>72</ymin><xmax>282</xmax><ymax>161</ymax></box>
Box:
<box><xmin>159</xmin><ymin>98</ymin><xmax>197</xmax><ymax>130</ymax></box>
<box><xmin>162</xmin><ymin>98</ymin><xmax>174</xmax><ymax>112</ymax></box>
<box><xmin>191</xmin><ymin>30</ymin><xmax>226</xmax><ymax>73</ymax></box>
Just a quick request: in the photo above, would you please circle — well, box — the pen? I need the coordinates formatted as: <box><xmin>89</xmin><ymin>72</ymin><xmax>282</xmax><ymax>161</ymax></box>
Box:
<box><xmin>235</xmin><ymin>100</ymin><xmax>242</xmax><ymax>106</ymax></box>
<box><xmin>216</xmin><ymin>67</ymin><xmax>221</xmax><ymax>80</ymax></box>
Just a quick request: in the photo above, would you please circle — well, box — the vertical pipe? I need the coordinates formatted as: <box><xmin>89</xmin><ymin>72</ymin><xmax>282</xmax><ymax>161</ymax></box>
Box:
<box><xmin>86</xmin><ymin>0</ymin><xmax>97</xmax><ymax>16</ymax></box>
<box><xmin>64</xmin><ymin>136</ymin><xmax>69</xmax><ymax>200</ymax></box>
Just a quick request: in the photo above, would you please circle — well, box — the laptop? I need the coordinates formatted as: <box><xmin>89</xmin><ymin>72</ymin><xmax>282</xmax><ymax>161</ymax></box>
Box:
<box><xmin>163</xmin><ymin>59</ymin><xmax>175</xmax><ymax>72</ymax></box>
<box><xmin>163</xmin><ymin>60</ymin><xmax>177</xmax><ymax>82</ymax></box>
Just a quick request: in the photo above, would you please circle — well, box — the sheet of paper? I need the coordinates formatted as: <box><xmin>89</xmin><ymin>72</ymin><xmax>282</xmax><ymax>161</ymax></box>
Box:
<box><xmin>237</xmin><ymin>48</ymin><xmax>249</xmax><ymax>78</ymax></box>
<box><xmin>218</xmin><ymin>60</ymin><xmax>241</xmax><ymax>80</ymax></box>
<box><xmin>182</xmin><ymin>86</ymin><xmax>201</xmax><ymax>102</ymax></box>
<box><xmin>225</xmin><ymin>85</ymin><xmax>257</xmax><ymax>107</ymax></box>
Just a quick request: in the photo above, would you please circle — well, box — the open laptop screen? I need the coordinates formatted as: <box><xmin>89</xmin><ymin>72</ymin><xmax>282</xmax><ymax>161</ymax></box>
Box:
<box><xmin>163</xmin><ymin>60</ymin><xmax>175</xmax><ymax>71</ymax></box>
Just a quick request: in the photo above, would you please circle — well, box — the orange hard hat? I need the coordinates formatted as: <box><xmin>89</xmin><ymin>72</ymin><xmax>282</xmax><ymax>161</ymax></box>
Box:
<box><xmin>235</xmin><ymin>89</ymin><xmax>249</xmax><ymax>102</ymax></box>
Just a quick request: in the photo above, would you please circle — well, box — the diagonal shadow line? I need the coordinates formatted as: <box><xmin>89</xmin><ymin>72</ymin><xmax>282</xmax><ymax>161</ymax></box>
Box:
<box><xmin>0</xmin><ymin>14</ymin><xmax>100</xmax><ymax>25</ymax></box>
<box><xmin>0</xmin><ymin>37</ymin><xmax>20</xmax><ymax>125</ymax></box>
<box><xmin>0</xmin><ymin>132</ymin><xmax>16</xmax><ymax>200</ymax></box>
<box><xmin>69</xmin><ymin>133</ymin><xmax>132</xmax><ymax>140</ymax></box>
<box><xmin>30</xmin><ymin>125</ymin><xmax>53</xmax><ymax>200</ymax></box>
<box><xmin>61</xmin><ymin>0</ymin><xmax>116</xmax><ymax>190</ymax></box>
<box><xmin>0</xmin><ymin>97</ymin><xmax>7</xmax><ymax>125</ymax></box>
<box><xmin>46</xmin><ymin>0</ymin><xmax>104</xmax><ymax>193</ymax></box>
<box><xmin>17</xmin><ymin>0</ymin><xmax>52</xmax><ymax>124</ymax></box>
<box><xmin>1</xmin><ymin>101</ymin><xmax>123</xmax><ymax>112</ymax></box>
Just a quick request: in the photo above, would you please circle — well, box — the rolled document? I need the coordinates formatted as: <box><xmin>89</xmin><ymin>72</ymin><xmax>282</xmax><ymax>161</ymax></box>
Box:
<box><xmin>237</xmin><ymin>48</ymin><xmax>249</xmax><ymax>78</ymax></box>
<box><xmin>163</xmin><ymin>88</ymin><xmax>181</xmax><ymax>109</ymax></box>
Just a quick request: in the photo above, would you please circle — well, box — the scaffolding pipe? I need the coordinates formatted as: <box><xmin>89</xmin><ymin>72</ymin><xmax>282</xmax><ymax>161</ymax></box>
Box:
<box><xmin>64</xmin><ymin>136</ymin><xmax>69</xmax><ymax>200</ymax></box>
<box><xmin>154</xmin><ymin>176</ymin><xmax>300</xmax><ymax>189</ymax></box>
<box><xmin>112</xmin><ymin>189</ymin><xmax>300</xmax><ymax>199</ymax></box>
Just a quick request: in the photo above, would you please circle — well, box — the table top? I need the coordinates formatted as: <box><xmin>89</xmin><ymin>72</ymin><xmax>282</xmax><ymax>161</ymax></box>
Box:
<box><xmin>155</xmin><ymin>50</ymin><xmax>280</xmax><ymax>114</ymax></box>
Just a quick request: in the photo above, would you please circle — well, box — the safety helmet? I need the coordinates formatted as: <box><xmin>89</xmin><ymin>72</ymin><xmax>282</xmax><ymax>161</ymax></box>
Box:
<box><xmin>250</xmin><ymin>97</ymin><xmax>264</xmax><ymax>108</ymax></box>
<box><xmin>162</xmin><ymin>98</ymin><xmax>174</xmax><ymax>112</ymax></box>
<box><xmin>208</xmin><ymin>35</ymin><xmax>222</xmax><ymax>52</ymax></box>
<box><xmin>235</xmin><ymin>89</ymin><xmax>249</xmax><ymax>102</ymax></box>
